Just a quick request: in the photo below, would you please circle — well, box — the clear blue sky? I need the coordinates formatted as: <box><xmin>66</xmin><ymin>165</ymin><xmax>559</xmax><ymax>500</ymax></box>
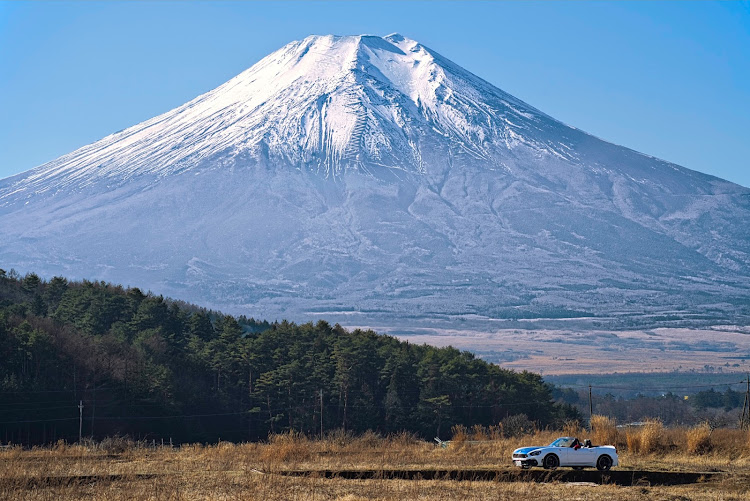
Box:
<box><xmin>1</xmin><ymin>1</ymin><xmax>748</xmax><ymax>187</ymax></box>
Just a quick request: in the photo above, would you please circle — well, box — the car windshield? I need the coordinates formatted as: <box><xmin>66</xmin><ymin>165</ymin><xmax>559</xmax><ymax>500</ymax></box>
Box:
<box><xmin>549</xmin><ymin>437</ymin><xmax>575</xmax><ymax>447</ymax></box>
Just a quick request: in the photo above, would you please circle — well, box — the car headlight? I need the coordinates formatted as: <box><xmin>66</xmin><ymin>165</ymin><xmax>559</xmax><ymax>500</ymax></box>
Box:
<box><xmin>529</xmin><ymin>450</ymin><xmax>541</xmax><ymax>456</ymax></box>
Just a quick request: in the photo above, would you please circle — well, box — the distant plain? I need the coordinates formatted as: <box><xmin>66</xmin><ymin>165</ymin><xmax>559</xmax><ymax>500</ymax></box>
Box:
<box><xmin>355</xmin><ymin>325</ymin><xmax>750</xmax><ymax>375</ymax></box>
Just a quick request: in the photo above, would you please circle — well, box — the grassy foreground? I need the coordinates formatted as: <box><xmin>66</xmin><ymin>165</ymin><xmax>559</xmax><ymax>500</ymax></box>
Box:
<box><xmin>2</xmin><ymin>423</ymin><xmax>750</xmax><ymax>500</ymax></box>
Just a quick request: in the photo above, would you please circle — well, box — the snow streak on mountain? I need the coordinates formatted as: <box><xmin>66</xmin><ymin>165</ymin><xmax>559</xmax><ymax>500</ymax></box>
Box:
<box><xmin>1</xmin><ymin>34</ymin><xmax>749</xmax><ymax>328</ymax></box>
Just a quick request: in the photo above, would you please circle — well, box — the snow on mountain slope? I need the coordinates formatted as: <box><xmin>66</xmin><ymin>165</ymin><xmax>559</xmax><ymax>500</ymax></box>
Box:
<box><xmin>0</xmin><ymin>33</ymin><xmax>600</xmax><ymax>195</ymax></box>
<box><xmin>1</xmin><ymin>34</ymin><xmax>748</xmax><ymax>328</ymax></box>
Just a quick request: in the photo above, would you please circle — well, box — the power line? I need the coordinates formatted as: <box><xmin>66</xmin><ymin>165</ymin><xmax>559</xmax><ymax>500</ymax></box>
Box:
<box><xmin>0</xmin><ymin>416</ymin><xmax>78</xmax><ymax>425</ymax></box>
<box><xmin>0</xmin><ymin>400</ymin><xmax>75</xmax><ymax>407</ymax></box>
<box><xmin>91</xmin><ymin>410</ymin><xmax>256</xmax><ymax>421</ymax></box>
<box><xmin>0</xmin><ymin>396</ymin><xmax>562</xmax><ymax>427</ymax></box>
<box><xmin>7</xmin><ymin>380</ymin><xmax>745</xmax><ymax>429</ymax></box>
<box><xmin>0</xmin><ymin>388</ymin><xmax>111</xmax><ymax>395</ymax></box>
<box><xmin>0</xmin><ymin>405</ymin><xmax>76</xmax><ymax>413</ymax></box>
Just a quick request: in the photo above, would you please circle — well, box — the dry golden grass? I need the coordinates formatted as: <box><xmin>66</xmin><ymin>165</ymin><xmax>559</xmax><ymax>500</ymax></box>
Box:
<box><xmin>2</xmin><ymin>426</ymin><xmax>750</xmax><ymax>500</ymax></box>
<box><xmin>0</xmin><ymin>474</ymin><xmax>739</xmax><ymax>501</ymax></box>
<box><xmin>4</xmin><ymin>475</ymin><xmax>750</xmax><ymax>501</ymax></box>
<box><xmin>686</xmin><ymin>422</ymin><xmax>713</xmax><ymax>455</ymax></box>
<box><xmin>625</xmin><ymin>419</ymin><xmax>663</xmax><ymax>454</ymax></box>
<box><xmin>590</xmin><ymin>414</ymin><xmax>618</xmax><ymax>446</ymax></box>
<box><xmin>260</xmin><ymin>430</ymin><xmax>314</xmax><ymax>465</ymax></box>
<box><xmin>562</xmin><ymin>419</ymin><xmax>583</xmax><ymax>437</ymax></box>
<box><xmin>639</xmin><ymin>420</ymin><xmax>664</xmax><ymax>454</ymax></box>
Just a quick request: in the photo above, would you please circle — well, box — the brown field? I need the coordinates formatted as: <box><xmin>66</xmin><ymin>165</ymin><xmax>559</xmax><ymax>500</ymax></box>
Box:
<box><xmin>371</xmin><ymin>326</ymin><xmax>750</xmax><ymax>374</ymax></box>
<box><xmin>3</xmin><ymin>422</ymin><xmax>750</xmax><ymax>500</ymax></box>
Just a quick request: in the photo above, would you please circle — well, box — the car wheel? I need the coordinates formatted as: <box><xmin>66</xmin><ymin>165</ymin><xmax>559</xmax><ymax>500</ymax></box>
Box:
<box><xmin>596</xmin><ymin>455</ymin><xmax>613</xmax><ymax>471</ymax></box>
<box><xmin>543</xmin><ymin>454</ymin><xmax>559</xmax><ymax>469</ymax></box>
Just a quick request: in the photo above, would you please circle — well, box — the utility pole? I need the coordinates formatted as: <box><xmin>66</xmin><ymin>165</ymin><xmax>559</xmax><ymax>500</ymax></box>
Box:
<box><xmin>588</xmin><ymin>384</ymin><xmax>593</xmax><ymax>430</ymax></box>
<box><xmin>319</xmin><ymin>389</ymin><xmax>324</xmax><ymax>439</ymax></box>
<box><xmin>741</xmin><ymin>375</ymin><xmax>750</xmax><ymax>430</ymax></box>
<box><xmin>78</xmin><ymin>400</ymin><xmax>84</xmax><ymax>443</ymax></box>
<box><xmin>91</xmin><ymin>385</ymin><xmax>96</xmax><ymax>439</ymax></box>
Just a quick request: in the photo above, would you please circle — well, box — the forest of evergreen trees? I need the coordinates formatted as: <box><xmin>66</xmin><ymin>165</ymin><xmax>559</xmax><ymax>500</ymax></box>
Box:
<box><xmin>0</xmin><ymin>269</ymin><xmax>578</xmax><ymax>445</ymax></box>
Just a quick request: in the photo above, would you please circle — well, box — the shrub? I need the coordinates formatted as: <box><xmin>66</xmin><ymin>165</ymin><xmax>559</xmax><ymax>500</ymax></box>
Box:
<box><xmin>500</xmin><ymin>414</ymin><xmax>536</xmax><ymax>438</ymax></box>
<box><xmin>470</xmin><ymin>424</ymin><xmax>489</xmax><ymax>441</ymax></box>
<box><xmin>686</xmin><ymin>422</ymin><xmax>712</xmax><ymax>455</ymax></box>
<box><xmin>97</xmin><ymin>435</ymin><xmax>136</xmax><ymax>454</ymax></box>
<box><xmin>623</xmin><ymin>419</ymin><xmax>662</xmax><ymax>453</ymax></box>
<box><xmin>387</xmin><ymin>430</ymin><xmax>420</xmax><ymax>447</ymax></box>
<box><xmin>324</xmin><ymin>428</ymin><xmax>356</xmax><ymax>447</ymax></box>
<box><xmin>261</xmin><ymin>431</ymin><xmax>311</xmax><ymax>463</ymax></box>
<box><xmin>488</xmin><ymin>425</ymin><xmax>503</xmax><ymax>440</ymax></box>
<box><xmin>357</xmin><ymin>430</ymin><xmax>382</xmax><ymax>448</ymax></box>
<box><xmin>53</xmin><ymin>439</ymin><xmax>67</xmax><ymax>453</ymax></box>
<box><xmin>450</xmin><ymin>424</ymin><xmax>468</xmax><ymax>447</ymax></box>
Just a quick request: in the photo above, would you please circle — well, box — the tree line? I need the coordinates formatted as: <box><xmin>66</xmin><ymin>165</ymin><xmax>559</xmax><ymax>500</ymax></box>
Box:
<box><xmin>0</xmin><ymin>269</ymin><xmax>578</xmax><ymax>445</ymax></box>
<box><xmin>553</xmin><ymin>385</ymin><xmax>747</xmax><ymax>427</ymax></box>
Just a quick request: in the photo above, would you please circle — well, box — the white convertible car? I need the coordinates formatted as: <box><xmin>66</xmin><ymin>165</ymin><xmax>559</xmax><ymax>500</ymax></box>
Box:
<box><xmin>512</xmin><ymin>437</ymin><xmax>618</xmax><ymax>471</ymax></box>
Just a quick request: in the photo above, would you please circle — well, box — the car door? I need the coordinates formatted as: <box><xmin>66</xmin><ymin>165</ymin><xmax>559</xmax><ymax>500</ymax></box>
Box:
<box><xmin>554</xmin><ymin>446</ymin><xmax>570</xmax><ymax>465</ymax></box>
<box><xmin>569</xmin><ymin>446</ymin><xmax>596</xmax><ymax>466</ymax></box>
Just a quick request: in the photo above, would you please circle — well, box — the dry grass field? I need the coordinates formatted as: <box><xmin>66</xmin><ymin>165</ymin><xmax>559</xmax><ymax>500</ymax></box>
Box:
<box><xmin>2</xmin><ymin>420</ymin><xmax>750</xmax><ymax>500</ymax></box>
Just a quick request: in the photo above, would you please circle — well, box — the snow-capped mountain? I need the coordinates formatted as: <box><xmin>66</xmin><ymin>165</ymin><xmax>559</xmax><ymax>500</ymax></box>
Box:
<box><xmin>1</xmin><ymin>34</ymin><xmax>749</xmax><ymax>328</ymax></box>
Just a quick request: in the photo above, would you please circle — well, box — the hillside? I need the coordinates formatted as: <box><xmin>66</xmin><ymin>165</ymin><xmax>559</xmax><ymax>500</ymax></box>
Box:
<box><xmin>0</xmin><ymin>270</ymin><xmax>575</xmax><ymax>445</ymax></box>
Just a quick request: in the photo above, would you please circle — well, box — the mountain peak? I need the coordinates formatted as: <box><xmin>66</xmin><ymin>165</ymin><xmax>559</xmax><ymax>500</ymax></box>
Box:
<box><xmin>2</xmin><ymin>33</ymin><xmax>549</xmax><ymax>191</ymax></box>
<box><xmin>384</xmin><ymin>32</ymin><xmax>406</xmax><ymax>42</ymax></box>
